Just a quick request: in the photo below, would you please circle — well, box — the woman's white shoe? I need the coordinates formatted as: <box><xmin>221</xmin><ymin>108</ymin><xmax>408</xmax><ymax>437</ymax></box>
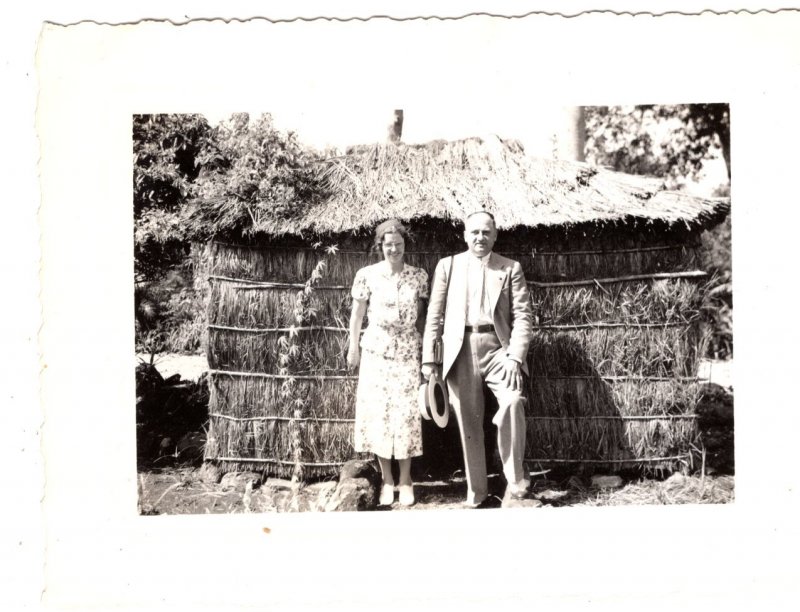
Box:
<box><xmin>398</xmin><ymin>484</ymin><xmax>415</xmax><ymax>506</ymax></box>
<box><xmin>379</xmin><ymin>484</ymin><xmax>395</xmax><ymax>506</ymax></box>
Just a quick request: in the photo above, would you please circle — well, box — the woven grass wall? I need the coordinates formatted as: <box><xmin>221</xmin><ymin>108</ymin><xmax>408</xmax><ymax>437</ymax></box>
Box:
<box><xmin>204</xmin><ymin>219</ymin><xmax>710</xmax><ymax>478</ymax></box>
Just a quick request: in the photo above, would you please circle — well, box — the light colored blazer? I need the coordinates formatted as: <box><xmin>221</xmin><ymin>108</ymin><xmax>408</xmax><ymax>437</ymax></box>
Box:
<box><xmin>422</xmin><ymin>251</ymin><xmax>534</xmax><ymax>379</ymax></box>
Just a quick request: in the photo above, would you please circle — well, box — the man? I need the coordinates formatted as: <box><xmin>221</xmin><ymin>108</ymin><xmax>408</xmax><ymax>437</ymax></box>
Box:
<box><xmin>422</xmin><ymin>211</ymin><xmax>534</xmax><ymax>508</ymax></box>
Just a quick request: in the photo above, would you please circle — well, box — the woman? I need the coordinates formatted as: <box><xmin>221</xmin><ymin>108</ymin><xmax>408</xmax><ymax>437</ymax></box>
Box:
<box><xmin>347</xmin><ymin>219</ymin><xmax>429</xmax><ymax>507</ymax></box>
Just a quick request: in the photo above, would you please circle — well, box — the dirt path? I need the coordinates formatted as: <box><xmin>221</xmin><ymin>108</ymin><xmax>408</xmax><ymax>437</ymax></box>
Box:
<box><xmin>136</xmin><ymin>353</ymin><xmax>208</xmax><ymax>381</ymax></box>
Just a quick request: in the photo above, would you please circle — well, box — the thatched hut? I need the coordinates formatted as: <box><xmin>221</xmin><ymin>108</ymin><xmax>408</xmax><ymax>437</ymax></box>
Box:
<box><xmin>197</xmin><ymin>135</ymin><xmax>729</xmax><ymax>479</ymax></box>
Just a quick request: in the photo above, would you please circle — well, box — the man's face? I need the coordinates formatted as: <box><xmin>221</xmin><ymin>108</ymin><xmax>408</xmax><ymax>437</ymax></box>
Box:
<box><xmin>463</xmin><ymin>213</ymin><xmax>497</xmax><ymax>258</ymax></box>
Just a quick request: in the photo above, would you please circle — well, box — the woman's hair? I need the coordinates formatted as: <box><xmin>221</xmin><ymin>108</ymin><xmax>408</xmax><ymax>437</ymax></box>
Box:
<box><xmin>372</xmin><ymin>219</ymin><xmax>411</xmax><ymax>251</ymax></box>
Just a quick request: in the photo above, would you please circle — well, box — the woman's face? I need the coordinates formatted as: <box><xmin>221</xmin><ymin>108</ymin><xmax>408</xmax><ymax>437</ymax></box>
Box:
<box><xmin>381</xmin><ymin>231</ymin><xmax>405</xmax><ymax>265</ymax></box>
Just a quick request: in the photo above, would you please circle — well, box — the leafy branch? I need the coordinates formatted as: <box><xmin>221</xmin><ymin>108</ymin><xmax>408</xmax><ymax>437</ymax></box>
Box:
<box><xmin>275</xmin><ymin>243</ymin><xmax>339</xmax><ymax>482</ymax></box>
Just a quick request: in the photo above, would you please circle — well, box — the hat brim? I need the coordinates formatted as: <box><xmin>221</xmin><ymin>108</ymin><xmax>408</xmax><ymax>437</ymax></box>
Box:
<box><xmin>427</xmin><ymin>374</ymin><xmax>450</xmax><ymax>428</ymax></box>
<box><xmin>418</xmin><ymin>383</ymin><xmax>431</xmax><ymax>420</ymax></box>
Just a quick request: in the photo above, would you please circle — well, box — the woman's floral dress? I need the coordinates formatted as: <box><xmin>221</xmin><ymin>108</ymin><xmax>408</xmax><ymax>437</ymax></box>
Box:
<box><xmin>351</xmin><ymin>263</ymin><xmax>429</xmax><ymax>459</ymax></box>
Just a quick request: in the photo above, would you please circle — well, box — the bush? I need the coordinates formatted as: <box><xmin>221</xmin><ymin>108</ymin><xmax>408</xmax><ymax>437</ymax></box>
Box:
<box><xmin>136</xmin><ymin>362</ymin><xmax>210</xmax><ymax>469</ymax></box>
<box><xmin>135</xmin><ymin>263</ymin><xmax>206</xmax><ymax>355</ymax></box>
<box><xmin>184</xmin><ymin>113</ymin><xmax>331</xmax><ymax>240</ymax></box>
<box><xmin>700</xmin><ymin>185</ymin><xmax>732</xmax><ymax>359</ymax></box>
<box><xmin>134</xmin><ymin>114</ymin><xmax>213</xmax><ymax>282</ymax></box>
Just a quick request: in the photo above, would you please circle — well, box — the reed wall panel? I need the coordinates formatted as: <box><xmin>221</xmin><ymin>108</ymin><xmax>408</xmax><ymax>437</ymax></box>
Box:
<box><xmin>204</xmin><ymin>234</ymin><xmax>709</xmax><ymax>476</ymax></box>
<box><xmin>209</xmin><ymin>239</ymin><xmax>700</xmax><ymax>284</ymax></box>
<box><xmin>207</xmin><ymin>323</ymin><xmax>705</xmax><ymax>379</ymax></box>
<box><xmin>532</xmin><ymin>278</ymin><xmax>704</xmax><ymax>325</ymax></box>
<box><xmin>208</xmin><ymin>282</ymin><xmax>352</xmax><ymax>328</ymax></box>
<box><xmin>209</xmin><ymin>375</ymin><xmax>358</xmax><ymax>420</ymax></box>
<box><xmin>208</xmin><ymin>328</ymin><xmax>351</xmax><ymax>374</ymax></box>
<box><xmin>527</xmin><ymin>378</ymin><xmax>703</xmax><ymax>418</ymax></box>
<box><xmin>525</xmin><ymin>416</ymin><xmax>698</xmax><ymax>465</ymax></box>
<box><xmin>528</xmin><ymin>325</ymin><xmax>706</xmax><ymax>378</ymax></box>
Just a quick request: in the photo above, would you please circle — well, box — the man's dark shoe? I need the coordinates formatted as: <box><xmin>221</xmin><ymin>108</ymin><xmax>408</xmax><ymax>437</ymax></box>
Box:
<box><xmin>462</xmin><ymin>495</ymin><xmax>502</xmax><ymax>510</ymax></box>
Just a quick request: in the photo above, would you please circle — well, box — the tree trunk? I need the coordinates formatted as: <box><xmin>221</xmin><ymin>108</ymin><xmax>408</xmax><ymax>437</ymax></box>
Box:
<box><xmin>387</xmin><ymin>110</ymin><xmax>404</xmax><ymax>143</ymax></box>
<box><xmin>555</xmin><ymin>106</ymin><xmax>586</xmax><ymax>162</ymax></box>
<box><xmin>718</xmin><ymin>128</ymin><xmax>731</xmax><ymax>179</ymax></box>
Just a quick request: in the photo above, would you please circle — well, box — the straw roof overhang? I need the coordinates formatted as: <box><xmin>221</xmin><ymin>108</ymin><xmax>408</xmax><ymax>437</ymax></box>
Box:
<box><xmin>195</xmin><ymin>135</ymin><xmax>730</xmax><ymax>238</ymax></box>
<box><xmin>305</xmin><ymin>135</ymin><xmax>727</xmax><ymax>234</ymax></box>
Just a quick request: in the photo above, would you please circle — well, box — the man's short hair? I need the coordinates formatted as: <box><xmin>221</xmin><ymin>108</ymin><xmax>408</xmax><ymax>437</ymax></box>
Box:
<box><xmin>465</xmin><ymin>210</ymin><xmax>497</xmax><ymax>228</ymax></box>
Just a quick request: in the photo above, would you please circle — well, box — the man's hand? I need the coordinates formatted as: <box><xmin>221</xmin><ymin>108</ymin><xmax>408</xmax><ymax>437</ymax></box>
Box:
<box><xmin>346</xmin><ymin>344</ymin><xmax>360</xmax><ymax>370</ymax></box>
<box><xmin>421</xmin><ymin>363</ymin><xmax>441</xmax><ymax>381</ymax></box>
<box><xmin>500</xmin><ymin>358</ymin><xmax>522</xmax><ymax>392</ymax></box>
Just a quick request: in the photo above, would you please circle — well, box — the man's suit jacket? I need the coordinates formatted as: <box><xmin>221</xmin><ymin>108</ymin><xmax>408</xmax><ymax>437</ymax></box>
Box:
<box><xmin>422</xmin><ymin>251</ymin><xmax>534</xmax><ymax>379</ymax></box>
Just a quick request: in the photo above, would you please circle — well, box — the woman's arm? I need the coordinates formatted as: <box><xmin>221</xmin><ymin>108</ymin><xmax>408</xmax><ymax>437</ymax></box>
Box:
<box><xmin>347</xmin><ymin>298</ymin><xmax>368</xmax><ymax>369</ymax></box>
<box><xmin>416</xmin><ymin>298</ymin><xmax>427</xmax><ymax>335</ymax></box>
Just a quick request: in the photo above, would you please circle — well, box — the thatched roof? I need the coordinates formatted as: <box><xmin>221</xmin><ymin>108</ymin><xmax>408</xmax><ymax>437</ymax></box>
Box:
<box><xmin>191</xmin><ymin>135</ymin><xmax>730</xmax><ymax>237</ymax></box>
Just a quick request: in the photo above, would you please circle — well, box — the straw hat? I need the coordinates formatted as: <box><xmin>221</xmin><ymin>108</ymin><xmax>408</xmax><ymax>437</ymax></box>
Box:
<box><xmin>418</xmin><ymin>371</ymin><xmax>449</xmax><ymax>428</ymax></box>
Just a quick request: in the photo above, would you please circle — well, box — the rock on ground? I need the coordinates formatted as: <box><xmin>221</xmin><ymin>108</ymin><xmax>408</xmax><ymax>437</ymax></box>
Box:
<box><xmin>325</xmin><ymin>478</ymin><xmax>378</xmax><ymax>512</ymax></box>
<box><xmin>305</xmin><ymin>481</ymin><xmax>339</xmax><ymax>510</ymax></box>
<box><xmin>220</xmin><ymin>471</ymin><xmax>262</xmax><ymax>492</ymax></box>
<box><xmin>243</xmin><ymin>471</ymin><xmax>380</xmax><ymax>512</ymax></box>
<box><xmin>197</xmin><ymin>462</ymin><xmax>222</xmax><ymax>484</ymax></box>
<box><xmin>252</xmin><ymin>479</ymin><xmax>339</xmax><ymax>513</ymax></box>
<box><xmin>339</xmin><ymin>459</ymin><xmax>381</xmax><ymax>488</ymax></box>
<box><xmin>254</xmin><ymin>479</ymin><xmax>300</xmax><ymax>512</ymax></box>
<box><xmin>339</xmin><ymin>459</ymin><xmax>380</xmax><ymax>482</ymax></box>
<box><xmin>591</xmin><ymin>475</ymin><xmax>624</xmax><ymax>489</ymax></box>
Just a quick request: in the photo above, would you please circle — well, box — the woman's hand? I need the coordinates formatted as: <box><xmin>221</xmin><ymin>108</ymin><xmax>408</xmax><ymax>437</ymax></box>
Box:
<box><xmin>346</xmin><ymin>344</ymin><xmax>361</xmax><ymax>370</ymax></box>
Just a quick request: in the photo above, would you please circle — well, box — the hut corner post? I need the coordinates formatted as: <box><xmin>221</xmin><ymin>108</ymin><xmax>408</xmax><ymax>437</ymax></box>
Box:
<box><xmin>387</xmin><ymin>110</ymin><xmax>403</xmax><ymax>143</ymax></box>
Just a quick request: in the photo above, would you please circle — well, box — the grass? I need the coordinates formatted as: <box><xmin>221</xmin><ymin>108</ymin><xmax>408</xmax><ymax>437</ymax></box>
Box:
<box><xmin>574</xmin><ymin>473</ymin><xmax>734</xmax><ymax>506</ymax></box>
<box><xmin>137</xmin><ymin>465</ymin><xmax>734</xmax><ymax>515</ymax></box>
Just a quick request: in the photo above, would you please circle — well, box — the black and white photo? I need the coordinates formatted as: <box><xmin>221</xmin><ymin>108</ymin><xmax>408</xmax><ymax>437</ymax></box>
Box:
<box><xmin>134</xmin><ymin>105</ymin><xmax>733</xmax><ymax>513</ymax></box>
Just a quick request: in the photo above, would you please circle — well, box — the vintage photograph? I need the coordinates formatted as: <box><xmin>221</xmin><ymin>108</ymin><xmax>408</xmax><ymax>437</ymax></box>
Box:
<box><xmin>134</xmin><ymin>105</ymin><xmax>733</xmax><ymax>514</ymax></box>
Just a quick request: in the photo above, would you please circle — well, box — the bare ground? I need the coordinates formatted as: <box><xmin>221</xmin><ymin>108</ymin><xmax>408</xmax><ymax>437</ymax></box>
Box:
<box><xmin>138</xmin><ymin>467</ymin><xmax>734</xmax><ymax>515</ymax></box>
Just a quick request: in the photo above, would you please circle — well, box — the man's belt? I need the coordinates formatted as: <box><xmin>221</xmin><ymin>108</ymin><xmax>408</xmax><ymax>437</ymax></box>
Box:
<box><xmin>465</xmin><ymin>324</ymin><xmax>495</xmax><ymax>333</ymax></box>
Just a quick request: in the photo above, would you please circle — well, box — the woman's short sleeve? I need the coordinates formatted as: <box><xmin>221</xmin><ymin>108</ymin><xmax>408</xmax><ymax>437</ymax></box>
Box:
<box><xmin>351</xmin><ymin>268</ymin><xmax>370</xmax><ymax>301</ymax></box>
<box><xmin>417</xmin><ymin>268</ymin><xmax>430</xmax><ymax>300</ymax></box>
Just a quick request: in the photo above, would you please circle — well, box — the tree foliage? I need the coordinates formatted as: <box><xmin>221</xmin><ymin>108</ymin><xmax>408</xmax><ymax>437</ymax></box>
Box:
<box><xmin>585</xmin><ymin>104</ymin><xmax>730</xmax><ymax>188</ymax></box>
<box><xmin>133</xmin><ymin>114</ymin><xmax>212</xmax><ymax>280</ymax></box>
<box><xmin>133</xmin><ymin>112</ymin><xmax>328</xmax><ymax>279</ymax></box>
<box><xmin>133</xmin><ymin>113</ymin><xmax>330</xmax><ymax>353</ymax></box>
<box><xmin>185</xmin><ymin>113</ymin><xmax>330</xmax><ymax>240</ymax></box>
<box><xmin>700</xmin><ymin>183</ymin><xmax>733</xmax><ymax>359</ymax></box>
<box><xmin>585</xmin><ymin>105</ymin><xmax>732</xmax><ymax>359</ymax></box>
